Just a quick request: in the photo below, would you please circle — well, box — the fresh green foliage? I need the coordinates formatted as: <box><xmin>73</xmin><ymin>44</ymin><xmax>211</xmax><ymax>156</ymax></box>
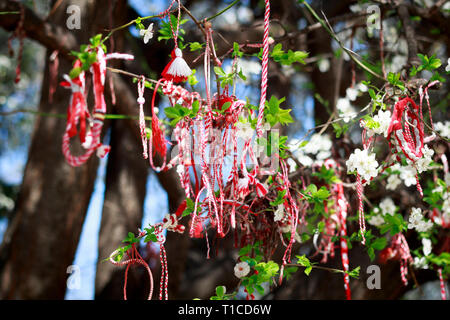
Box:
<box><xmin>300</xmin><ymin>183</ymin><xmax>331</xmax><ymax>214</ymax></box>
<box><xmin>214</xmin><ymin>66</ymin><xmax>246</xmax><ymax>88</ymax></box>
<box><xmin>164</xmin><ymin>101</ymin><xmax>200</xmax><ymax>126</ymax></box>
<box><xmin>312</xmin><ymin>165</ymin><xmax>341</xmax><ymax>184</ymax></box>
<box><xmin>189</xmin><ymin>42</ymin><xmax>204</xmax><ymax>51</ymax></box>
<box><xmin>264</xmin><ymin>96</ymin><xmax>294</xmax><ymax>126</ymax></box>
<box><xmin>188</xmin><ymin>69</ymin><xmax>199</xmax><ymax>86</ymax></box>
<box><xmin>379</xmin><ymin>213</ymin><xmax>407</xmax><ymax>236</ymax></box>
<box><xmin>387</xmin><ymin>72</ymin><xmax>405</xmax><ymax>91</ymax></box>
<box><xmin>158</xmin><ymin>14</ymin><xmax>188</xmax><ymax>44</ymax></box>
<box><xmin>69</xmin><ymin>34</ymin><xmax>109</xmax><ymax>79</ymax></box>
<box><xmin>332</xmin><ymin>122</ymin><xmax>350</xmax><ymax>138</ymax></box>
<box><xmin>296</xmin><ymin>254</ymin><xmax>313</xmax><ymax>275</ymax></box>
<box><xmin>270</xmin><ymin>189</ymin><xmax>287</xmax><ymax>206</ymax></box>
<box><xmin>270</xmin><ymin>43</ymin><xmax>308</xmax><ymax>66</ymax></box>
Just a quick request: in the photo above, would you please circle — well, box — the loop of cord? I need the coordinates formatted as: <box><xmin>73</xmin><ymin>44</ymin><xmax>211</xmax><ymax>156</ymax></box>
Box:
<box><xmin>109</xmin><ymin>246</ymin><xmax>154</xmax><ymax>300</ymax></box>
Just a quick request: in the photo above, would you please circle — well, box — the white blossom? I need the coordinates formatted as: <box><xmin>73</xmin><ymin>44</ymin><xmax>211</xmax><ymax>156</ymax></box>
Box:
<box><xmin>371</xmin><ymin>109</ymin><xmax>392</xmax><ymax>137</ymax></box>
<box><xmin>386</xmin><ymin>174</ymin><xmax>401</xmax><ymax>190</ymax></box>
<box><xmin>422</xmin><ymin>238</ymin><xmax>432</xmax><ymax>256</ymax></box>
<box><xmin>380</xmin><ymin>197</ymin><xmax>396</xmax><ymax>216</ymax></box>
<box><xmin>435</xmin><ymin>121</ymin><xmax>450</xmax><ymax>139</ymax></box>
<box><xmin>445</xmin><ymin>58</ymin><xmax>450</xmax><ymax>73</ymax></box>
<box><xmin>357</xmin><ymin>82</ymin><xmax>368</xmax><ymax>92</ymax></box>
<box><xmin>234</xmin><ymin>261</ymin><xmax>250</xmax><ymax>278</ymax></box>
<box><xmin>413</xmin><ymin>256</ymin><xmax>429</xmax><ymax>270</ymax></box>
<box><xmin>235</xmin><ymin>121</ymin><xmax>254</xmax><ymax>141</ymax></box>
<box><xmin>346</xmin><ymin>87</ymin><xmax>359</xmax><ymax>101</ymax></box>
<box><xmin>368</xmin><ymin>214</ymin><xmax>385</xmax><ymax>227</ymax></box>
<box><xmin>416</xmin><ymin>219</ymin><xmax>433</xmax><ymax>233</ymax></box>
<box><xmin>337</xmin><ymin>97</ymin><xmax>357</xmax><ymax>123</ymax></box>
<box><xmin>408</xmin><ymin>207</ymin><xmax>433</xmax><ymax>233</ymax></box>
<box><xmin>399</xmin><ymin>166</ymin><xmax>417</xmax><ymax>187</ymax></box>
<box><xmin>318</xmin><ymin>59</ymin><xmax>330</xmax><ymax>73</ymax></box>
<box><xmin>303</xmin><ymin>134</ymin><xmax>332</xmax><ymax>156</ymax></box>
<box><xmin>415</xmin><ymin>145</ymin><xmax>434</xmax><ymax>173</ymax></box>
<box><xmin>408</xmin><ymin>207</ymin><xmax>424</xmax><ymax>230</ymax></box>
<box><xmin>346</xmin><ymin>148</ymin><xmax>379</xmax><ymax>181</ymax></box>
<box><xmin>139</xmin><ymin>23</ymin><xmax>154</xmax><ymax>44</ymax></box>
<box><xmin>274</xmin><ymin>204</ymin><xmax>285</xmax><ymax>222</ymax></box>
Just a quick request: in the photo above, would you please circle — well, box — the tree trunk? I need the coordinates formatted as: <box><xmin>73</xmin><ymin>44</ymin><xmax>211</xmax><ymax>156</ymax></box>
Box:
<box><xmin>0</xmin><ymin>0</ymin><xmax>123</xmax><ymax>299</ymax></box>
<box><xmin>95</xmin><ymin>118</ymin><xmax>149</xmax><ymax>300</ymax></box>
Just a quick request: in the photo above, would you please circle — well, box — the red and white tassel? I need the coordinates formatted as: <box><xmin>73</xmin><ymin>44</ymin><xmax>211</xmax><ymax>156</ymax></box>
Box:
<box><xmin>162</xmin><ymin>48</ymin><xmax>192</xmax><ymax>83</ymax></box>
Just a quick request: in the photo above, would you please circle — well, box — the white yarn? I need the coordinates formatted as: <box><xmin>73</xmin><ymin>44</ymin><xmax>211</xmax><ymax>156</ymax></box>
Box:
<box><xmin>167</xmin><ymin>49</ymin><xmax>192</xmax><ymax>77</ymax></box>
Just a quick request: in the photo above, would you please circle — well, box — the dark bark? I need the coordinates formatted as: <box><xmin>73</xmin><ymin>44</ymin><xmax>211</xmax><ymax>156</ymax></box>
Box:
<box><xmin>0</xmin><ymin>0</ymin><xmax>101</xmax><ymax>299</ymax></box>
<box><xmin>94</xmin><ymin>119</ymin><xmax>149</xmax><ymax>300</ymax></box>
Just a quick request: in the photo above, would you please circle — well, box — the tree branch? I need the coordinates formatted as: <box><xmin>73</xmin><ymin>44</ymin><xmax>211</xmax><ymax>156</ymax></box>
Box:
<box><xmin>0</xmin><ymin>0</ymin><xmax>77</xmax><ymax>59</ymax></box>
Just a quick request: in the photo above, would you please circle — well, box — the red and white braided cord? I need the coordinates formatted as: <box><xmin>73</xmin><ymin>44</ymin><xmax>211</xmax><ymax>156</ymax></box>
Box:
<box><xmin>109</xmin><ymin>245</ymin><xmax>154</xmax><ymax>300</ymax></box>
<box><xmin>356</xmin><ymin>174</ymin><xmax>366</xmax><ymax>245</ymax></box>
<box><xmin>337</xmin><ymin>183</ymin><xmax>351</xmax><ymax>299</ymax></box>
<box><xmin>159</xmin><ymin>242</ymin><xmax>168</xmax><ymax>300</ymax></box>
<box><xmin>438</xmin><ymin>268</ymin><xmax>447</xmax><ymax>300</ymax></box>
<box><xmin>137</xmin><ymin>76</ymin><xmax>148</xmax><ymax>159</ymax></box>
<box><xmin>256</xmin><ymin>0</ymin><xmax>270</xmax><ymax>138</ymax></box>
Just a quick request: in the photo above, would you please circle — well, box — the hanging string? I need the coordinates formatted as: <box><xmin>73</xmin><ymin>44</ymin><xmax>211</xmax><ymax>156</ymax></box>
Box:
<box><xmin>255</xmin><ymin>0</ymin><xmax>271</xmax><ymax>138</ymax></box>
<box><xmin>154</xmin><ymin>225</ymin><xmax>169</xmax><ymax>300</ymax></box>
<box><xmin>8</xmin><ymin>3</ymin><xmax>25</xmax><ymax>84</ymax></box>
<box><xmin>48</xmin><ymin>50</ymin><xmax>59</xmax><ymax>103</ymax></box>
<box><xmin>438</xmin><ymin>268</ymin><xmax>447</xmax><ymax>300</ymax></box>
<box><xmin>356</xmin><ymin>174</ymin><xmax>366</xmax><ymax>245</ymax></box>
<box><xmin>109</xmin><ymin>242</ymin><xmax>154</xmax><ymax>300</ymax></box>
<box><xmin>137</xmin><ymin>76</ymin><xmax>148</xmax><ymax>159</ymax></box>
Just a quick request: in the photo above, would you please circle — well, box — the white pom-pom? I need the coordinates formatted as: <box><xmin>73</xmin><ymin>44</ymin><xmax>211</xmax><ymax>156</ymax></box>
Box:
<box><xmin>167</xmin><ymin>50</ymin><xmax>192</xmax><ymax>77</ymax></box>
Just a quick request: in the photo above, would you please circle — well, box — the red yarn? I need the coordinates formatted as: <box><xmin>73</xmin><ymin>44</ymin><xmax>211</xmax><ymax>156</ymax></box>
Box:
<box><xmin>150</xmin><ymin>79</ymin><xmax>168</xmax><ymax>160</ymax></box>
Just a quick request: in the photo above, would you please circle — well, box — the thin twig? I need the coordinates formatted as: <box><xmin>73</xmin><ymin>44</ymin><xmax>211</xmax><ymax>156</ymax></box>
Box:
<box><xmin>106</xmin><ymin>67</ymin><xmax>158</xmax><ymax>84</ymax></box>
<box><xmin>206</xmin><ymin>0</ymin><xmax>241</xmax><ymax>22</ymax></box>
<box><xmin>0</xmin><ymin>108</ymin><xmax>152</xmax><ymax>121</ymax></box>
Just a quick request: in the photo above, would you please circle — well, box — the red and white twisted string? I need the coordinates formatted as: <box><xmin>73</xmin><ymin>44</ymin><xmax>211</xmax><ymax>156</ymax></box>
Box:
<box><xmin>419</xmin><ymin>80</ymin><xmax>439</xmax><ymax>131</ymax></box>
<box><xmin>356</xmin><ymin>174</ymin><xmax>366</xmax><ymax>245</ymax></box>
<box><xmin>137</xmin><ymin>76</ymin><xmax>148</xmax><ymax>159</ymax></box>
<box><xmin>156</xmin><ymin>228</ymin><xmax>169</xmax><ymax>300</ymax></box>
<box><xmin>438</xmin><ymin>268</ymin><xmax>447</xmax><ymax>300</ymax></box>
<box><xmin>109</xmin><ymin>244</ymin><xmax>154</xmax><ymax>300</ymax></box>
<box><xmin>256</xmin><ymin>0</ymin><xmax>271</xmax><ymax>138</ymax></box>
<box><xmin>62</xmin><ymin>48</ymin><xmax>133</xmax><ymax>166</ymax></box>
<box><xmin>336</xmin><ymin>182</ymin><xmax>351</xmax><ymax>300</ymax></box>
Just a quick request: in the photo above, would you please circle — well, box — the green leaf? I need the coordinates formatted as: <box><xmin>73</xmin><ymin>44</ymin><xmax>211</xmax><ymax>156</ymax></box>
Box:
<box><xmin>69</xmin><ymin>67</ymin><xmax>82</xmax><ymax>79</ymax></box>
<box><xmin>164</xmin><ymin>107</ymin><xmax>181</xmax><ymax>119</ymax></box>
<box><xmin>189</xmin><ymin>42</ymin><xmax>203</xmax><ymax>51</ymax></box>
<box><xmin>270</xmin><ymin>43</ymin><xmax>308</xmax><ymax>65</ymax></box>
<box><xmin>304</xmin><ymin>266</ymin><xmax>313</xmax><ymax>276</ymax></box>
<box><xmin>317</xmin><ymin>221</ymin><xmax>325</xmax><ymax>233</ymax></box>
<box><xmin>215</xmin><ymin>285</ymin><xmax>225</xmax><ymax>297</ymax></box>
<box><xmin>348</xmin><ymin>266</ymin><xmax>360</xmax><ymax>279</ymax></box>
<box><xmin>255</xmin><ymin>284</ymin><xmax>265</xmax><ymax>295</ymax></box>
<box><xmin>239</xmin><ymin>244</ymin><xmax>252</xmax><ymax>257</ymax></box>
<box><xmin>371</xmin><ymin>237</ymin><xmax>387</xmax><ymax>250</ymax></box>
<box><xmin>214</xmin><ymin>66</ymin><xmax>226</xmax><ymax>76</ymax></box>
<box><xmin>367</xmin><ymin>247</ymin><xmax>375</xmax><ymax>261</ymax></box>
